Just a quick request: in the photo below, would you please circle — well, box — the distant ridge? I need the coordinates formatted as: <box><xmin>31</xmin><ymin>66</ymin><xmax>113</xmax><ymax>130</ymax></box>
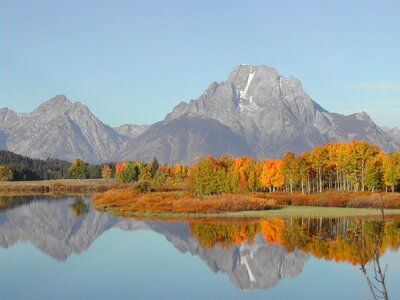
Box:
<box><xmin>1</xmin><ymin>65</ymin><xmax>399</xmax><ymax>163</ymax></box>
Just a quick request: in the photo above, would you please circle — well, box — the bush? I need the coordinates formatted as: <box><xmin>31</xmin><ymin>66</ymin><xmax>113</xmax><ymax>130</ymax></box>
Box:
<box><xmin>133</xmin><ymin>180</ymin><xmax>152</xmax><ymax>193</ymax></box>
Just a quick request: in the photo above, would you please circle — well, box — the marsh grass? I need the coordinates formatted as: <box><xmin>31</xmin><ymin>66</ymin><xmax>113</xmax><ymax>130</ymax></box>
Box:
<box><xmin>0</xmin><ymin>179</ymin><xmax>122</xmax><ymax>196</ymax></box>
<box><xmin>92</xmin><ymin>187</ymin><xmax>400</xmax><ymax>219</ymax></box>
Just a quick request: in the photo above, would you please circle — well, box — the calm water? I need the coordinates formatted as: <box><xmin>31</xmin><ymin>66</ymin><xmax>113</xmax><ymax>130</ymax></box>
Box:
<box><xmin>1</xmin><ymin>195</ymin><xmax>400</xmax><ymax>300</ymax></box>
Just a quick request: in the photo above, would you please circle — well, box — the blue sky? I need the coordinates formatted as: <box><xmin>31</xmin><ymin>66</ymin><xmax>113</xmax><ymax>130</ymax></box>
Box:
<box><xmin>1</xmin><ymin>0</ymin><xmax>399</xmax><ymax>127</ymax></box>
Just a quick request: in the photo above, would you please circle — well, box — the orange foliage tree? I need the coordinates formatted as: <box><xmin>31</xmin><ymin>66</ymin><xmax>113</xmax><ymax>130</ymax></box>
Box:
<box><xmin>260</xmin><ymin>160</ymin><xmax>284</xmax><ymax>192</ymax></box>
<box><xmin>101</xmin><ymin>164</ymin><xmax>112</xmax><ymax>181</ymax></box>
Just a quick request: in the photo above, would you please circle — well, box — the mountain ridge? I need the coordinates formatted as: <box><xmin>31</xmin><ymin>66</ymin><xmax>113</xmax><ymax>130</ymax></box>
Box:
<box><xmin>0</xmin><ymin>65</ymin><xmax>398</xmax><ymax>163</ymax></box>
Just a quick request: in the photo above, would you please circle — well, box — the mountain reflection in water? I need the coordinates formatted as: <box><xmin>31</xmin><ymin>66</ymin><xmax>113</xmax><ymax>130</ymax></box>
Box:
<box><xmin>0</xmin><ymin>195</ymin><xmax>398</xmax><ymax>296</ymax></box>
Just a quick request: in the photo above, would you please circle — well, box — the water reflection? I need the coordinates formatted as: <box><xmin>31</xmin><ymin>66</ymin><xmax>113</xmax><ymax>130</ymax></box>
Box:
<box><xmin>0</xmin><ymin>196</ymin><xmax>399</xmax><ymax>296</ymax></box>
<box><xmin>0</xmin><ymin>195</ymin><xmax>58</xmax><ymax>210</ymax></box>
<box><xmin>69</xmin><ymin>196</ymin><xmax>89</xmax><ymax>217</ymax></box>
<box><xmin>355</xmin><ymin>219</ymin><xmax>390</xmax><ymax>300</ymax></box>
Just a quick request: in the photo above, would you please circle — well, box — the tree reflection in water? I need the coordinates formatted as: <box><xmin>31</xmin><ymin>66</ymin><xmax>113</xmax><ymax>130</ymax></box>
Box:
<box><xmin>188</xmin><ymin>215</ymin><xmax>399</xmax><ymax>297</ymax></box>
<box><xmin>352</xmin><ymin>217</ymin><xmax>389</xmax><ymax>300</ymax></box>
<box><xmin>69</xmin><ymin>195</ymin><xmax>89</xmax><ymax>217</ymax></box>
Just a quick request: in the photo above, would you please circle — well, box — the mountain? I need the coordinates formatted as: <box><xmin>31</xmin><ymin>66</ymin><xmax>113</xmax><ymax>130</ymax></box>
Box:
<box><xmin>121</xmin><ymin>64</ymin><xmax>399</xmax><ymax>163</ymax></box>
<box><xmin>113</xmin><ymin>124</ymin><xmax>150</xmax><ymax>139</ymax></box>
<box><xmin>1</xmin><ymin>65</ymin><xmax>399</xmax><ymax>163</ymax></box>
<box><xmin>382</xmin><ymin>127</ymin><xmax>400</xmax><ymax>145</ymax></box>
<box><xmin>0</xmin><ymin>95</ymin><xmax>126</xmax><ymax>163</ymax></box>
<box><xmin>118</xmin><ymin>116</ymin><xmax>253</xmax><ymax>164</ymax></box>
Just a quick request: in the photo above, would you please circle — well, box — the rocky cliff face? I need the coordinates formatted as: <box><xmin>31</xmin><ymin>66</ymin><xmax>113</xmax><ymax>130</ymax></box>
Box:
<box><xmin>156</xmin><ymin>64</ymin><xmax>399</xmax><ymax>162</ymax></box>
<box><xmin>1</xmin><ymin>65</ymin><xmax>398</xmax><ymax>163</ymax></box>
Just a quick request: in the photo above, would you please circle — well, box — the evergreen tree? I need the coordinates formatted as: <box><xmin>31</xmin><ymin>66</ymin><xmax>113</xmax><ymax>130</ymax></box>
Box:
<box><xmin>151</xmin><ymin>157</ymin><xmax>159</xmax><ymax>179</ymax></box>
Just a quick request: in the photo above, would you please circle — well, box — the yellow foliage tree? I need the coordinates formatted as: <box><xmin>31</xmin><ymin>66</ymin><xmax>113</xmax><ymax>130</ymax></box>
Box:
<box><xmin>0</xmin><ymin>165</ymin><xmax>13</xmax><ymax>181</ymax></box>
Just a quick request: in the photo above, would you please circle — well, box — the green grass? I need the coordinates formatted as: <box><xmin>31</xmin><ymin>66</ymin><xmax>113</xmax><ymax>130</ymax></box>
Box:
<box><xmin>104</xmin><ymin>205</ymin><xmax>400</xmax><ymax>219</ymax></box>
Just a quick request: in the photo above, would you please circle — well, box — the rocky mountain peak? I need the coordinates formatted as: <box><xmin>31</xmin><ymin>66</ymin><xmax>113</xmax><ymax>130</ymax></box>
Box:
<box><xmin>135</xmin><ymin>64</ymin><xmax>399</xmax><ymax>163</ymax></box>
<box><xmin>0</xmin><ymin>107</ymin><xmax>17</xmax><ymax>123</ymax></box>
<box><xmin>355</xmin><ymin>111</ymin><xmax>371</xmax><ymax>121</ymax></box>
<box><xmin>32</xmin><ymin>95</ymin><xmax>73</xmax><ymax>115</ymax></box>
<box><xmin>167</xmin><ymin>64</ymin><xmax>321</xmax><ymax>122</ymax></box>
<box><xmin>113</xmin><ymin>124</ymin><xmax>151</xmax><ymax>139</ymax></box>
<box><xmin>31</xmin><ymin>95</ymin><xmax>96</xmax><ymax>124</ymax></box>
<box><xmin>1</xmin><ymin>64</ymin><xmax>399</xmax><ymax>164</ymax></box>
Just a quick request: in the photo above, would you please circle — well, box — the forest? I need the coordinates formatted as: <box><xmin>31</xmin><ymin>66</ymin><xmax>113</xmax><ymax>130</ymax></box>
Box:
<box><xmin>2</xmin><ymin>140</ymin><xmax>400</xmax><ymax>197</ymax></box>
<box><xmin>0</xmin><ymin>150</ymin><xmax>106</xmax><ymax>180</ymax></box>
<box><xmin>187</xmin><ymin>140</ymin><xmax>400</xmax><ymax>195</ymax></box>
<box><xmin>111</xmin><ymin>140</ymin><xmax>400</xmax><ymax>195</ymax></box>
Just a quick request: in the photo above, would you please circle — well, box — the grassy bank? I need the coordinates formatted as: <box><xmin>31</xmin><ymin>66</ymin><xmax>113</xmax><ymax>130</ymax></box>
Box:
<box><xmin>0</xmin><ymin>179</ymin><xmax>123</xmax><ymax>195</ymax></box>
<box><xmin>92</xmin><ymin>187</ymin><xmax>400</xmax><ymax>218</ymax></box>
<box><xmin>96</xmin><ymin>204</ymin><xmax>400</xmax><ymax>219</ymax></box>
<box><xmin>92</xmin><ymin>189</ymin><xmax>276</xmax><ymax>214</ymax></box>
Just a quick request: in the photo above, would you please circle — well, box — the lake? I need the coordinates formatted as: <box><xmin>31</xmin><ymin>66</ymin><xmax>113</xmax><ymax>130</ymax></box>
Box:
<box><xmin>1</xmin><ymin>195</ymin><xmax>399</xmax><ymax>300</ymax></box>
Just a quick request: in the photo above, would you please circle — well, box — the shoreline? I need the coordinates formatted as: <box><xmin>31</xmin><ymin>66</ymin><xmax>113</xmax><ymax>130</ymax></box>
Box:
<box><xmin>91</xmin><ymin>187</ymin><xmax>400</xmax><ymax>219</ymax></box>
<box><xmin>0</xmin><ymin>179</ymin><xmax>123</xmax><ymax>195</ymax></box>
<box><xmin>2</xmin><ymin>181</ymin><xmax>400</xmax><ymax>219</ymax></box>
<box><xmin>99</xmin><ymin>205</ymin><xmax>400</xmax><ymax>219</ymax></box>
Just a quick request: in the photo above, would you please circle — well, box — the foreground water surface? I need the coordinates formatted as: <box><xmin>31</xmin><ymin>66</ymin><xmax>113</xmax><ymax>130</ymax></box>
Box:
<box><xmin>1</xmin><ymin>195</ymin><xmax>400</xmax><ymax>300</ymax></box>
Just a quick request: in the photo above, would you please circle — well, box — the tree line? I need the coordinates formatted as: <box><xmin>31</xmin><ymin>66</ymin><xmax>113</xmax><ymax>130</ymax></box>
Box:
<box><xmin>0</xmin><ymin>151</ymin><xmax>108</xmax><ymax>181</ymax></box>
<box><xmin>112</xmin><ymin>158</ymin><xmax>188</xmax><ymax>185</ymax></box>
<box><xmin>2</xmin><ymin>140</ymin><xmax>400</xmax><ymax>194</ymax></box>
<box><xmin>188</xmin><ymin>140</ymin><xmax>400</xmax><ymax>194</ymax></box>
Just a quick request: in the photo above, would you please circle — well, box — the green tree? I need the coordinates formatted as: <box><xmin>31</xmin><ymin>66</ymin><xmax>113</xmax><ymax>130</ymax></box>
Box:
<box><xmin>151</xmin><ymin>157</ymin><xmax>159</xmax><ymax>179</ymax></box>
<box><xmin>123</xmin><ymin>162</ymin><xmax>140</xmax><ymax>183</ymax></box>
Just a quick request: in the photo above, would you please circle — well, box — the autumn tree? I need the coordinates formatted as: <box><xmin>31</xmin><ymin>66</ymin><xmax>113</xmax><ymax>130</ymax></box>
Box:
<box><xmin>173</xmin><ymin>163</ymin><xmax>188</xmax><ymax>182</ymax></box>
<box><xmin>280</xmin><ymin>151</ymin><xmax>300</xmax><ymax>193</ymax></box>
<box><xmin>101</xmin><ymin>164</ymin><xmax>112</xmax><ymax>181</ymax></box>
<box><xmin>260</xmin><ymin>160</ymin><xmax>284</xmax><ymax>192</ymax></box>
<box><xmin>345</xmin><ymin>141</ymin><xmax>380</xmax><ymax>191</ymax></box>
<box><xmin>227</xmin><ymin>157</ymin><xmax>255</xmax><ymax>193</ymax></box>
<box><xmin>0</xmin><ymin>165</ymin><xmax>13</xmax><ymax>181</ymax></box>
<box><xmin>364</xmin><ymin>157</ymin><xmax>382</xmax><ymax>192</ymax></box>
<box><xmin>68</xmin><ymin>159</ymin><xmax>88</xmax><ymax>179</ymax></box>
<box><xmin>115</xmin><ymin>161</ymin><xmax>127</xmax><ymax>182</ymax></box>
<box><xmin>297</xmin><ymin>153</ymin><xmax>311</xmax><ymax>194</ymax></box>
<box><xmin>114</xmin><ymin>161</ymin><xmax>140</xmax><ymax>183</ymax></box>
<box><xmin>138</xmin><ymin>162</ymin><xmax>152</xmax><ymax>181</ymax></box>
<box><xmin>310</xmin><ymin>145</ymin><xmax>328</xmax><ymax>193</ymax></box>
<box><xmin>382</xmin><ymin>153</ymin><xmax>400</xmax><ymax>192</ymax></box>
<box><xmin>188</xmin><ymin>156</ymin><xmax>228</xmax><ymax>195</ymax></box>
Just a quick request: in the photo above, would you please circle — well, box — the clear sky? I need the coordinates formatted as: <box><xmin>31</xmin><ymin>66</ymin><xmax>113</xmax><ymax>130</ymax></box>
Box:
<box><xmin>1</xmin><ymin>0</ymin><xmax>399</xmax><ymax>128</ymax></box>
